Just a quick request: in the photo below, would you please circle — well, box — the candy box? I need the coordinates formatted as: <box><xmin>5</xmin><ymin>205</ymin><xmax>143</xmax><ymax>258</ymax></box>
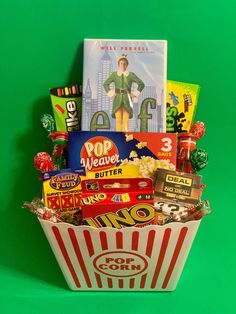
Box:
<box><xmin>50</xmin><ymin>84</ymin><xmax>82</xmax><ymax>132</ymax></box>
<box><xmin>39</xmin><ymin>219</ymin><xmax>201</xmax><ymax>291</ymax></box>
<box><xmin>68</xmin><ymin>131</ymin><xmax>177</xmax><ymax>179</ymax></box>
<box><xmin>166</xmin><ymin>81</ymin><xmax>200</xmax><ymax>133</ymax></box>
<box><xmin>80</xmin><ymin>178</ymin><xmax>154</xmax><ymax>228</ymax></box>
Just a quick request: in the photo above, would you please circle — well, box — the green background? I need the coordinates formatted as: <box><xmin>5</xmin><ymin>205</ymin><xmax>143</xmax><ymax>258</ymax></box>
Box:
<box><xmin>1</xmin><ymin>0</ymin><xmax>235</xmax><ymax>313</ymax></box>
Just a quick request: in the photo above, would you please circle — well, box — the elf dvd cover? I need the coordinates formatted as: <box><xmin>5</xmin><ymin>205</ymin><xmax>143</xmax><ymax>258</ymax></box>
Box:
<box><xmin>82</xmin><ymin>39</ymin><xmax>167</xmax><ymax>132</ymax></box>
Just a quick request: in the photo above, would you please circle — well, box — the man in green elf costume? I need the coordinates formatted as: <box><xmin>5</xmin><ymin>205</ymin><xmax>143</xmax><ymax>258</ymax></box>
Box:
<box><xmin>103</xmin><ymin>54</ymin><xmax>145</xmax><ymax>131</ymax></box>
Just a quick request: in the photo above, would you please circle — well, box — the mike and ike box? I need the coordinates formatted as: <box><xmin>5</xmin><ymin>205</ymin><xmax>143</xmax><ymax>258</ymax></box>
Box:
<box><xmin>68</xmin><ymin>131</ymin><xmax>177</xmax><ymax>180</ymax></box>
<box><xmin>81</xmin><ymin>178</ymin><xmax>155</xmax><ymax>228</ymax></box>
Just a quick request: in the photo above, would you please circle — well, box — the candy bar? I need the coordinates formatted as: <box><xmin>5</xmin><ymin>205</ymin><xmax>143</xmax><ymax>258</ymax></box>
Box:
<box><xmin>50</xmin><ymin>84</ymin><xmax>82</xmax><ymax>132</ymax></box>
<box><xmin>166</xmin><ymin>81</ymin><xmax>200</xmax><ymax>132</ymax></box>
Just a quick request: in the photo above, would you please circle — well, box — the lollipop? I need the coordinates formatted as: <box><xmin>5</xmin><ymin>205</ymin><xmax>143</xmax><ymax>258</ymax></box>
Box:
<box><xmin>190</xmin><ymin>149</ymin><xmax>208</xmax><ymax>172</ymax></box>
<box><xmin>41</xmin><ymin>113</ymin><xmax>68</xmax><ymax>170</ymax></box>
<box><xmin>190</xmin><ymin>121</ymin><xmax>206</xmax><ymax>140</ymax></box>
<box><xmin>34</xmin><ymin>152</ymin><xmax>54</xmax><ymax>173</ymax></box>
<box><xmin>41</xmin><ymin>113</ymin><xmax>56</xmax><ymax>134</ymax></box>
<box><xmin>176</xmin><ymin>132</ymin><xmax>197</xmax><ymax>173</ymax></box>
<box><xmin>177</xmin><ymin>121</ymin><xmax>207</xmax><ymax>173</ymax></box>
<box><xmin>48</xmin><ymin>131</ymin><xmax>68</xmax><ymax>170</ymax></box>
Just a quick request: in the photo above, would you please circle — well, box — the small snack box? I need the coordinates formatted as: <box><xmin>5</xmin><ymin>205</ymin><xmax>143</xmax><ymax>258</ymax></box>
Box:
<box><xmin>166</xmin><ymin>81</ymin><xmax>200</xmax><ymax>133</ymax></box>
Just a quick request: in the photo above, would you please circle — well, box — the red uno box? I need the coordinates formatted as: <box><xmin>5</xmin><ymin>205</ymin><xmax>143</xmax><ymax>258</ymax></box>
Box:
<box><xmin>80</xmin><ymin>178</ymin><xmax>154</xmax><ymax>228</ymax></box>
<box><xmin>39</xmin><ymin>219</ymin><xmax>201</xmax><ymax>291</ymax></box>
<box><xmin>68</xmin><ymin>131</ymin><xmax>177</xmax><ymax>179</ymax></box>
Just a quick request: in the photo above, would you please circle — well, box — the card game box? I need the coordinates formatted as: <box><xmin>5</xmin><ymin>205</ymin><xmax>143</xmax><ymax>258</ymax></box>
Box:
<box><xmin>42</xmin><ymin>168</ymin><xmax>86</xmax><ymax>218</ymax></box>
<box><xmin>154</xmin><ymin>169</ymin><xmax>203</xmax><ymax>205</ymax></box>
<box><xmin>80</xmin><ymin>178</ymin><xmax>155</xmax><ymax>228</ymax></box>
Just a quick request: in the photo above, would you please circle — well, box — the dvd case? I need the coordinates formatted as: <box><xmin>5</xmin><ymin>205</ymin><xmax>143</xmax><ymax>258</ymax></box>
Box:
<box><xmin>82</xmin><ymin>39</ymin><xmax>167</xmax><ymax>132</ymax></box>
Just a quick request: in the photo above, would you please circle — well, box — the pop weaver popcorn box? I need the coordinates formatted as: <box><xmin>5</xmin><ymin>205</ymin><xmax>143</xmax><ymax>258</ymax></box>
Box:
<box><xmin>68</xmin><ymin>131</ymin><xmax>177</xmax><ymax>179</ymax></box>
<box><xmin>80</xmin><ymin>178</ymin><xmax>154</xmax><ymax>228</ymax></box>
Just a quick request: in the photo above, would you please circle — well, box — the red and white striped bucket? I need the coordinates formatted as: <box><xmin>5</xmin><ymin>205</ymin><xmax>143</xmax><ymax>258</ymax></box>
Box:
<box><xmin>39</xmin><ymin>219</ymin><xmax>201</xmax><ymax>291</ymax></box>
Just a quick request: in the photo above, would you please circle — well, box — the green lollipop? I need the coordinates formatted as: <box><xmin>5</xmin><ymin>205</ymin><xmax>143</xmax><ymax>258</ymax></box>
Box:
<box><xmin>190</xmin><ymin>149</ymin><xmax>208</xmax><ymax>172</ymax></box>
<box><xmin>41</xmin><ymin>113</ymin><xmax>55</xmax><ymax>134</ymax></box>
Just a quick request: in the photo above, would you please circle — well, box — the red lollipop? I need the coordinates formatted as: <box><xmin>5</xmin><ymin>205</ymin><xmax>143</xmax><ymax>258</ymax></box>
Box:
<box><xmin>34</xmin><ymin>152</ymin><xmax>54</xmax><ymax>173</ymax></box>
<box><xmin>190</xmin><ymin>121</ymin><xmax>206</xmax><ymax>140</ymax></box>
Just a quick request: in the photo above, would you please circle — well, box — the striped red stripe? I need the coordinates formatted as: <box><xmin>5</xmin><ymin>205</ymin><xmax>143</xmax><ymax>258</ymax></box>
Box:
<box><xmin>94</xmin><ymin>272</ymin><xmax>103</xmax><ymax>288</ymax></box>
<box><xmin>129</xmin><ymin>278</ymin><xmax>135</xmax><ymax>288</ymax></box>
<box><xmin>107</xmin><ymin>277</ymin><xmax>113</xmax><ymax>288</ymax></box>
<box><xmin>151</xmin><ymin>228</ymin><xmax>172</xmax><ymax>289</ymax></box>
<box><xmin>146</xmin><ymin>230</ymin><xmax>156</xmax><ymax>258</ymax></box>
<box><xmin>68</xmin><ymin>228</ymin><xmax>92</xmax><ymax>288</ymax></box>
<box><xmin>83</xmin><ymin>230</ymin><xmax>95</xmax><ymax>257</ymax></box>
<box><xmin>52</xmin><ymin>226</ymin><xmax>81</xmax><ymax>288</ymax></box>
<box><xmin>140</xmin><ymin>273</ymin><xmax>147</xmax><ymax>288</ymax></box>
<box><xmin>52</xmin><ymin>225</ymin><xmax>192</xmax><ymax>290</ymax></box>
<box><xmin>99</xmin><ymin>231</ymin><xmax>108</xmax><ymax>250</ymax></box>
<box><xmin>118</xmin><ymin>279</ymin><xmax>123</xmax><ymax>288</ymax></box>
<box><xmin>162</xmin><ymin>227</ymin><xmax>188</xmax><ymax>289</ymax></box>
<box><xmin>131</xmin><ymin>231</ymin><xmax>139</xmax><ymax>251</ymax></box>
<box><xmin>116</xmin><ymin>232</ymin><xmax>123</xmax><ymax>249</ymax></box>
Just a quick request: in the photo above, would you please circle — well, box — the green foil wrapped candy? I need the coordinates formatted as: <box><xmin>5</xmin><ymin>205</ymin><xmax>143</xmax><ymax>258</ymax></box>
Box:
<box><xmin>41</xmin><ymin>113</ymin><xmax>56</xmax><ymax>134</ymax></box>
<box><xmin>190</xmin><ymin>149</ymin><xmax>208</xmax><ymax>171</ymax></box>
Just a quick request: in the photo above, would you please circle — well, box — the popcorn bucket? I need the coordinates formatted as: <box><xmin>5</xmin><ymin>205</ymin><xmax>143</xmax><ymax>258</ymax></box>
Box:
<box><xmin>39</xmin><ymin>219</ymin><xmax>201</xmax><ymax>291</ymax></box>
